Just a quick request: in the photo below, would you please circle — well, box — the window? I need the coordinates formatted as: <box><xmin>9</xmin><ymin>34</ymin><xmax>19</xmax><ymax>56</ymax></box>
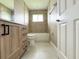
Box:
<box><xmin>32</xmin><ymin>14</ymin><xmax>43</xmax><ymax>22</ymax></box>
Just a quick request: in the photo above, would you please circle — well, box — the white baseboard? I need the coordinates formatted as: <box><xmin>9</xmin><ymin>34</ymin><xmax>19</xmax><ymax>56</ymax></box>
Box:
<box><xmin>50</xmin><ymin>41</ymin><xmax>68</xmax><ymax>59</ymax></box>
<box><xmin>50</xmin><ymin>41</ymin><xmax>58</xmax><ymax>52</ymax></box>
<box><xmin>58</xmin><ymin>50</ymin><xmax>68</xmax><ymax>59</ymax></box>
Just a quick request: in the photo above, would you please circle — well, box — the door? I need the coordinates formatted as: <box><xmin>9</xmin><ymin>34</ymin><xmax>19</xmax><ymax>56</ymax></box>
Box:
<box><xmin>0</xmin><ymin>22</ymin><xmax>6</xmax><ymax>59</ymax></box>
<box><xmin>0</xmin><ymin>22</ymin><xmax>12</xmax><ymax>59</ymax></box>
<box><xmin>58</xmin><ymin>23</ymin><xmax>67</xmax><ymax>59</ymax></box>
<box><xmin>60</xmin><ymin>23</ymin><xmax>67</xmax><ymax>55</ymax></box>
<box><xmin>11</xmin><ymin>24</ymin><xmax>20</xmax><ymax>59</ymax></box>
<box><xmin>5</xmin><ymin>23</ymin><xmax>12</xmax><ymax>59</ymax></box>
<box><xmin>58</xmin><ymin>21</ymin><xmax>75</xmax><ymax>59</ymax></box>
<box><xmin>11</xmin><ymin>25</ymin><xmax>19</xmax><ymax>52</ymax></box>
<box><xmin>2</xmin><ymin>23</ymin><xmax>11</xmax><ymax>59</ymax></box>
<box><xmin>75</xmin><ymin>20</ymin><xmax>79</xmax><ymax>59</ymax></box>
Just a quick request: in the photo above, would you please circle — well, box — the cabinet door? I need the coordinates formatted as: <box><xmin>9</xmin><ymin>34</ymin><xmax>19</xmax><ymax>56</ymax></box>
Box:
<box><xmin>5</xmin><ymin>23</ymin><xmax>12</xmax><ymax>59</ymax></box>
<box><xmin>0</xmin><ymin>36</ymin><xmax>1</xmax><ymax>59</ymax></box>
<box><xmin>8</xmin><ymin>24</ymin><xmax>20</xmax><ymax>59</ymax></box>
<box><xmin>11</xmin><ymin>25</ymin><xmax>19</xmax><ymax>53</ymax></box>
<box><xmin>0</xmin><ymin>22</ymin><xmax>11</xmax><ymax>59</ymax></box>
<box><xmin>0</xmin><ymin>22</ymin><xmax>6</xmax><ymax>59</ymax></box>
<box><xmin>60</xmin><ymin>23</ymin><xmax>67</xmax><ymax>55</ymax></box>
<box><xmin>0</xmin><ymin>35</ymin><xmax>6</xmax><ymax>59</ymax></box>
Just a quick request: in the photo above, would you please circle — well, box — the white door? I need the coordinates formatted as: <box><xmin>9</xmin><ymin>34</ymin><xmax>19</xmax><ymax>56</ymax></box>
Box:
<box><xmin>59</xmin><ymin>0</ymin><xmax>66</xmax><ymax>15</ymax></box>
<box><xmin>75</xmin><ymin>20</ymin><xmax>79</xmax><ymax>59</ymax></box>
<box><xmin>60</xmin><ymin>23</ymin><xmax>67</xmax><ymax>55</ymax></box>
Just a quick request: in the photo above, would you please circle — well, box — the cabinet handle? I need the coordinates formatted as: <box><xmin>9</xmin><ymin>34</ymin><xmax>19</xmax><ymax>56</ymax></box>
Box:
<box><xmin>5</xmin><ymin>25</ymin><xmax>9</xmax><ymax>35</ymax></box>
<box><xmin>1</xmin><ymin>24</ymin><xmax>6</xmax><ymax>36</ymax></box>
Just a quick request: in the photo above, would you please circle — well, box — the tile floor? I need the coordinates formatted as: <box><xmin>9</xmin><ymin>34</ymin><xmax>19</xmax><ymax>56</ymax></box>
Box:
<box><xmin>21</xmin><ymin>43</ymin><xmax>58</xmax><ymax>59</ymax></box>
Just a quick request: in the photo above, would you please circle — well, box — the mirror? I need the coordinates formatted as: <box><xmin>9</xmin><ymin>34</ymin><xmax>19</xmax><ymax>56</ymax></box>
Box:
<box><xmin>0</xmin><ymin>3</ymin><xmax>13</xmax><ymax>21</ymax></box>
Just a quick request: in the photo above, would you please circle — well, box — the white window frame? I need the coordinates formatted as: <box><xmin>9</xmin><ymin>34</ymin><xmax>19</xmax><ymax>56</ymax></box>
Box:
<box><xmin>32</xmin><ymin>14</ymin><xmax>44</xmax><ymax>22</ymax></box>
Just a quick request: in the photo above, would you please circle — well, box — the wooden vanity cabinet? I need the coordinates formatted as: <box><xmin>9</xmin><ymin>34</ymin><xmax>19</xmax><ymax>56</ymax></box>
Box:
<box><xmin>19</xmin><ymin>26</ymin><xmax>29</xmax><ymax>57</ymax></box>
<box><xmin>0</xmin><ymin>20</ymin><xmax>28</xmax><ymax>59</ymax></box>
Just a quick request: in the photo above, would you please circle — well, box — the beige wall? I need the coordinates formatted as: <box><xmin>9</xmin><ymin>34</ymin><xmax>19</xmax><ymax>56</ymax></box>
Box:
<box><xmin>14</xmin><ymin>0</ymin><xmax>29</xmax><ymax>25</ymax></box>
<box><xmin>24</xmin><ymin>3</ymin><xmax>29</xmax><ymax>26</ymax></box>
<box><xmin>29</xmin><ymin>10</ymin><xmax>48</xmax><ymax>33</ymax></box>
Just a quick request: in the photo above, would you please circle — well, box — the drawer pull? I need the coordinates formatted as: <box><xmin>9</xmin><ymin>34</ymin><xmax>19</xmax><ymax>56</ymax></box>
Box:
<box><xmin>1</xmin><ymin>24</ymin><xmax>10</xmax><ymax>36</ymax></box>
<box><xmin>1</xmin><ymin>24</ymin><xmax>6</xmax><ymax>36</ymax></box>
<box><xmin>5</xmin><ymin>25</ymin><xmax>9</xmax><ymax>35</ymax></box>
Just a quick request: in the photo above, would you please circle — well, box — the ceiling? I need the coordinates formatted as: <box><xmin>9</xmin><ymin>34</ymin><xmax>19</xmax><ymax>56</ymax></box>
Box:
<box><xmin>0</xmin><ymin>0</ymin><xmax>14</xmax><ymax>9</ymax></box>
<box><xmin>24</xmin><ymin>0</ymin><xmax>50</xmax><ymax>10</ymax></box>
<box><xmin>0</xmin><ymin>0</ymin><xmax>52</xmax><ymax>10</ymax></box>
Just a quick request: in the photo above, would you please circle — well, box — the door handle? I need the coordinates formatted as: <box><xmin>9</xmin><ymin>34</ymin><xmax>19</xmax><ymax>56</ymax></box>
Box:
<box><xmin>5</xmin><ymin>25</ymin><xmax>9</xmax><ymax>35</ymax></box>
<box><xmin>1</xmin><ymin>24</ymin><xmax>6</xmax><ymax>36</ymax></box>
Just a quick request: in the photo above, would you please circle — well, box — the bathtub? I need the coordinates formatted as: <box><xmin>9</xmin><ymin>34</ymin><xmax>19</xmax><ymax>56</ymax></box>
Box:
<box><xmin>27</xmin><ymin>33</ymin><xmax>49</xmax><ymax>42</ymax></box>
